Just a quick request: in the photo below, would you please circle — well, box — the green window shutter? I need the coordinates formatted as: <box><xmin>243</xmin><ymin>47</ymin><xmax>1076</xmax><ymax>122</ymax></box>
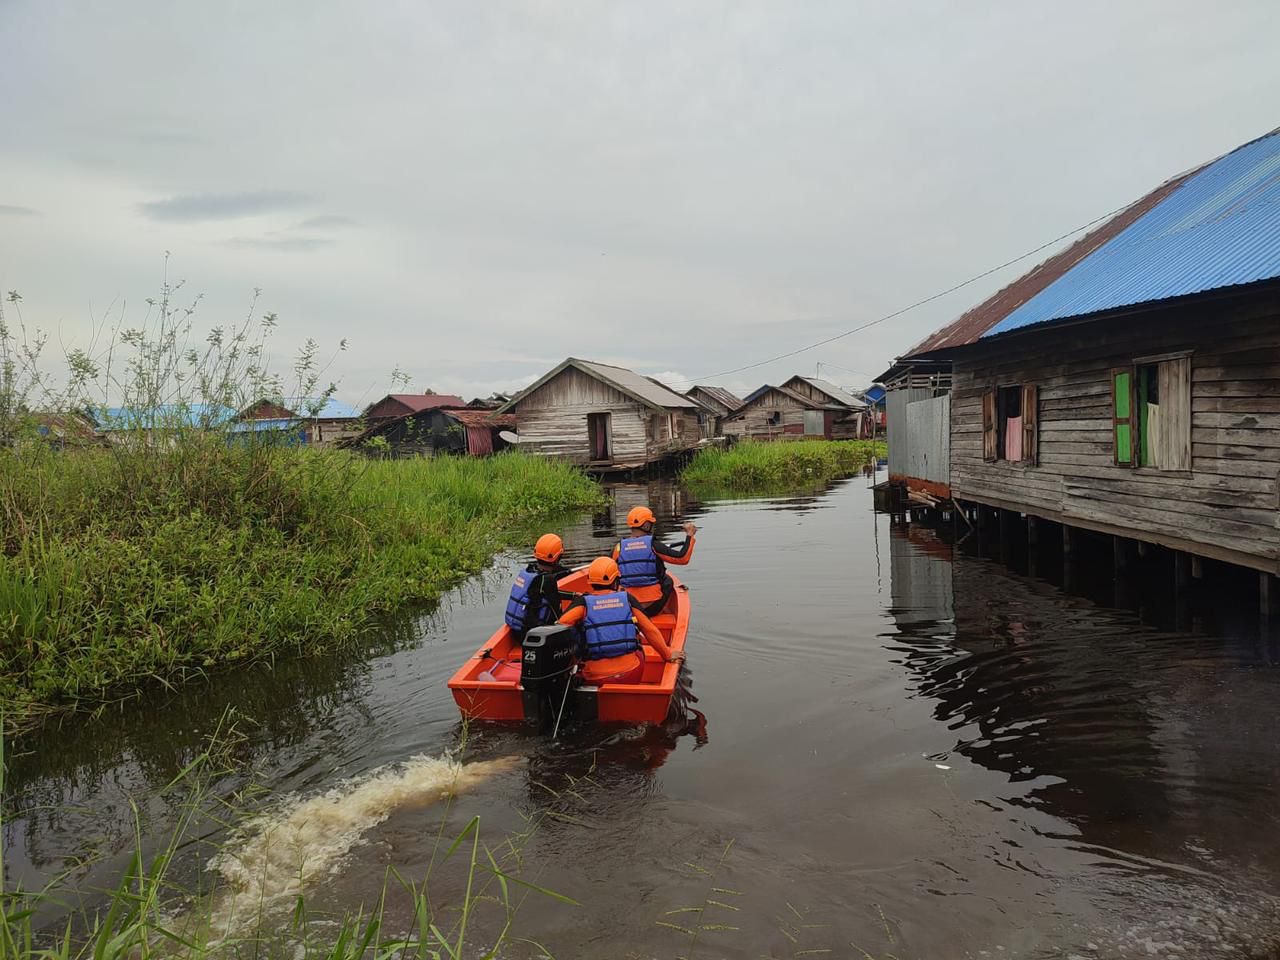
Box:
<box><xmin>1112</xmin><ymin>368</ymin><xmax>1135</xmax><ymax>467</ymax></box>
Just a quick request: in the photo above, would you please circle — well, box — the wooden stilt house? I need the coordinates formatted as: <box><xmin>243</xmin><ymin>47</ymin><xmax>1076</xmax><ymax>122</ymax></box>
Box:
<box><xmin>902</xmin><ymin>126</ymin><xmax>1280</xmax><ymax>577</ymax></box>
<box><xmin>497</xmin><ymin>358</ymin><xmax>701</xmax><ymax>470</ymax></box>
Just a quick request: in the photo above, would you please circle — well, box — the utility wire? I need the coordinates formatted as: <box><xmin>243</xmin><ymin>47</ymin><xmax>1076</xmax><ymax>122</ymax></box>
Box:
<box><xmin>665</xmin><ymin>200</ymin><xmax>1134</xmax><ymax>387</ymax></box>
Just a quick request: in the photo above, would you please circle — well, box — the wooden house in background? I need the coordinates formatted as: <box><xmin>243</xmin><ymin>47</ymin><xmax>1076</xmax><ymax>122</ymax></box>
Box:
<box><xmin>233</xmin><ymin>397</ymin><xmax>363</xmax><ymax>446</ymax></box>
<box><xmin>684</xmin><ymin>385</ymin><xmax>744</xmax><ymax>437</ymax></box>
<box><xmin>720</xmin><ymin>384</ymin><xmax>845</xmax><ymax>440</ymax></box>
<box><xmin>896</xmin><ymin>126</ymin><xmax>1280</xmax><ymax>589</ymax></box>
<box><xmin>779</xmin><ymin>375</ymin><xmax>873</xmax><ymax>438</ymax></box>
<box><xmin>363</xmin><ymin>393</ymin><xmax>466</xmax><ymax>425</ymax></box>
<box><xmin>343</xmin><ymin>406</ymin><xmax>515</xmax><ymax>457</ymax></box>
<box><xmin>721</xmin><ymin>376</ymin><xmax>871</xmax><ymax>441</ymax></box>
<box><xmin>497</xmin><ymin>358</ymin><xmax>700</xmax><ymax>470</ymax></box>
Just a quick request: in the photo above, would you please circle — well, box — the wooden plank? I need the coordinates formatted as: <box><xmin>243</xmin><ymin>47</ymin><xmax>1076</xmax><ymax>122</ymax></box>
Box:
<box><xmin>1159</xmin><ymin>355</ymin><xmax>1192</xmax><ymax>470</ymax></box>
<box><xmin>1194</xmin><ymin>396</ymin><xmax>1280</xmax><ymax>414</ymax></box>
<box><xmin>1063</xmin><ymin>480</ymin><xmax>1280</xmax><ymax>528</ymax></box>
<box><xmin>1064</xmin><ymin>494</ymin><xmax>1278</xmax><ymax>550</ymax></box>
<box><xmin>1194</xmin><ymin>411</ymin><xmax>1280</xmax><ymax>431</ymax></box>
<box><xmin>1192</xmin><ymin>427</ymin><xmax>1280</xmax><ymax>449</ymax></box>
<box><xmin>959</xmin><ymin>491</ymin><xmax>1277</xmax><ymax>574</ymax></box>
<box><xmin>1062</xmin><ymin>462</ymin><xmax>1277</xmax><ymax>494</ymax></box>
<box><xmin>1195</xmin><ymin>381</ymin><xmax>1280</xmax><ymax>398</ymax></box>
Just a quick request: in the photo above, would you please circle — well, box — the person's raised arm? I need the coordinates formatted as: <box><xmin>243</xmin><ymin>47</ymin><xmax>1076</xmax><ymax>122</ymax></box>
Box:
<box><xmin>655</xmin><ymin>522</ymin><xmax>698</xmax><ymax>565</ymax></box>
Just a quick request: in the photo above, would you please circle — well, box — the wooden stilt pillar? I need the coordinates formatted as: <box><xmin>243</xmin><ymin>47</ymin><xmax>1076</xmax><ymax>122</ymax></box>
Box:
<box><xmin>1174</xmin><ymin>553</ymin><xmax>1192</xmax><ymax>631</ymax></box>
<box><xmin>1262</xmin><ymin>572</ymin><xmax>1275</xmax><ymax>621</ymax></box>
<box><xmin>1175</xmin><ymin>553</ymin><xmax>1191</xmax><ymax>592</ymax></box>
<box><xmin>1191</xmin><ymin>556</ymin><xmax>1203</xmax><ymax>580</ymax></box>
<box><xmin>1062</xmin><ymin>523</ymin><xmax>1075</xmax><ymax>592</ymax></box>
<box><xmin>998</xmin><ymin>508</ymin><xmax>1012</xmax><ymax>561</ymax></box>
<box><xmin>1114</xmin><ymin>536</ymin><xmax>1131</xmax><ymax>608</ymax></box>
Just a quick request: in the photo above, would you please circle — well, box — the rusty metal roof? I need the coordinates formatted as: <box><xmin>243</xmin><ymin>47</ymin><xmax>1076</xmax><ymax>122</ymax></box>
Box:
<box><xmin>445</xmin><ymin>409</ymin><xmax>516</xmax><ymax>429</ymax></box>
<box><xmin>373</xmin><ymin>394</ymin><xmax>466</xmax><ymax>414</ymax></box>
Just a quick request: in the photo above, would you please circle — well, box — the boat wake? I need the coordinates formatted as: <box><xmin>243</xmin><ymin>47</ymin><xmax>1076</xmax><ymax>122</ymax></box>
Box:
<box><xmin>202</xmin><ymin>753</ymin><xmax>521</xmax><ymax>937</ymax></box>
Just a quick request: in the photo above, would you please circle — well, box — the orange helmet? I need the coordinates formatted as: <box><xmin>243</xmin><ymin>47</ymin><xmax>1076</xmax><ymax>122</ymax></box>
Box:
<box><xmin>626</xmin><ymin>506</ymin><xmax>656</xmax><ymax>529</ymax></box>
<box><xmin>534</xmin><ymin>533</ymin><xmax>564</xmax><ymax>563</ymax></box>
<box><xmin>587</xmin><ymin>556</ymin><xmax>621</xmax><ymax>589</ymax></box>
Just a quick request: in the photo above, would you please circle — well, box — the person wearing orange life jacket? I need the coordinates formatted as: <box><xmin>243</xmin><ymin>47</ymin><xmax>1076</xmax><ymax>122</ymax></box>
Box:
<box><xmin>504</xmin><ymin>534</ymin><xmax>572</xmax><ymax>644</ymax></box>
<box><xmin>557</xmin><ymin>557</ymin><xmax>684</xmax><ymax>685</ymax></box>
<box><xmin>612</xmin><ymin>506</ymin><xmax>698</xmax><ymax>617</ymax></box>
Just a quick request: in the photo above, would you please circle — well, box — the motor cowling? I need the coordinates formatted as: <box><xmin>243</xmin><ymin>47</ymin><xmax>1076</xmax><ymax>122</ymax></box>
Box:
<box><xmin>520</xmin><ymin>624</ymin><xmax>579</xmax><ymax>731</ymax></box>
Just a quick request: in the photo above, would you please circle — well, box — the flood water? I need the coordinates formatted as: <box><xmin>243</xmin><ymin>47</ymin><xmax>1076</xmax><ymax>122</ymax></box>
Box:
<box><xmin>7</xmin><ymin>472</ymin><xmax>1280</xmax><ymax>958</ymax></box>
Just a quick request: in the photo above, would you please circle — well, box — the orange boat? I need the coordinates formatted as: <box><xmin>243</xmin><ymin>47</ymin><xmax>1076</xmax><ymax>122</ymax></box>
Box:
<box><xmin>448</xmin><ymin>569</ymin><xmax>689</xmax><ymax>726</ymax></box>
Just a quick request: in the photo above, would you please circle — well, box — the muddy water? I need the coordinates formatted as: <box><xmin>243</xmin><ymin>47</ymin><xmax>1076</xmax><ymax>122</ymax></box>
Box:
<box><xmin>7</xmin><ymin>473</ymin><xmax>1280</xmax><ymax>958</ymax></box>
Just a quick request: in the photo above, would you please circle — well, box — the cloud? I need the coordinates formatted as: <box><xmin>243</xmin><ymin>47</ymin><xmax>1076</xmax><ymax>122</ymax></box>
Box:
<box><xmin>0</xmin><ymin>204</ymin><xmax>37</xmax><ymax>216</ymax></box>
<box><xmin>297</xmin><ymin>215</ymin><xmax>357</xmax><ymax>230</ymax></box>
<box><xmin>137</xmin><ymin>190</ymin><xmax>313</xmax><ymax>222</ymax></box>
<box><xmin>224</xmin><ymin>235</ymin><xmax>333</xmax><ymax>252</ymax></box>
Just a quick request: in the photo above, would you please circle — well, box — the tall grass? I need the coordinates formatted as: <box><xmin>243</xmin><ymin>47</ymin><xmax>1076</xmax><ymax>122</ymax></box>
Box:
<box><xmin>0</xmin><ymin>442</ymin><xmax>603</xmax><ymax>730</ymax></box>
<box><xmin>680</xmin><ymin>439</ymin><xmax>885</xmax><ymax>497</ymax></box>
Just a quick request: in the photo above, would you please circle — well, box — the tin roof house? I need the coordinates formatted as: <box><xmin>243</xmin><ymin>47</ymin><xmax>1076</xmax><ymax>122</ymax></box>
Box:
<box><xmin>891</xmin><ymin>126</ymin><xmax>1280</xmax><ymax>583</ymax></box>
<box><xmin>497</xmin><ymin>358</ymin><xmax>700</xmax><ymax>471</ymax></box>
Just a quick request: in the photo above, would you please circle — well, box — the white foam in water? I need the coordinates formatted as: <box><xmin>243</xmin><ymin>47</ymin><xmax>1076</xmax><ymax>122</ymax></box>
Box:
<box><xmin>203</xmin><ymin>754</ymin><xmax>520</xmax><ymax>936</ymax></box>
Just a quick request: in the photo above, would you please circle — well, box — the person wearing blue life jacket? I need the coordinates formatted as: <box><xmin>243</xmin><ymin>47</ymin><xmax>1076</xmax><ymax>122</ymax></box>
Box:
<box><xmin>611</xmin><ymin>506</ymin><xmax>698</xmax><ymax>617</ymax></box>
<box><xmin>504</xmin><ymin>533</ymin><xmax>571</xmax><ymax>644</ymax></box>
<box><xmin>557</xmin><ymin>556</ymin><xmax>683</xmax><ymax>685</ymax></box>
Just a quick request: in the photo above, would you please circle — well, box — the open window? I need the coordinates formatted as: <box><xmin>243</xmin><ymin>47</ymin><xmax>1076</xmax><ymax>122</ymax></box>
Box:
<box><xmin>982</xmin><ymin>384</ymin><xmax>1037</xmax><ymax>464</ymax></box>
<box><xmin>1113</xmin><ymin>355</ymin><xmax>1190</xmax><ymax>470</ymax></box>
<box><xmin>766</xmin><ymin>410</ymin><xmax>782</xmax><ymax>426</ymax></box>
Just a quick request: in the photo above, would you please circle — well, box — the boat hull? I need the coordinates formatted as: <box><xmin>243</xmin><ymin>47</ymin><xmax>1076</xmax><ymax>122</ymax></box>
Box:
<box><xmin>447</xmin><ymin>569</ymin><xmax>689</xmax><ymax>725</ymax></box>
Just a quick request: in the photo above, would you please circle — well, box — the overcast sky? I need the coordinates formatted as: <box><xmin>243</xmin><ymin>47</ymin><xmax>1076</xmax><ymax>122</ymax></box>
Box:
<box><xmin>2</xmin><ymin>1</ymin><xmax>1277</xmax><ymax>405</ymax></box>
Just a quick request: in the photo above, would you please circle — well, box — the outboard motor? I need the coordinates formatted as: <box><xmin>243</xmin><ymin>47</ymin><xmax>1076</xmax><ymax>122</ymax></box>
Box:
<box><xmin>520</xmin><ymin>624</ymin><xmax>579</xmax><ymax>732</ymax></box>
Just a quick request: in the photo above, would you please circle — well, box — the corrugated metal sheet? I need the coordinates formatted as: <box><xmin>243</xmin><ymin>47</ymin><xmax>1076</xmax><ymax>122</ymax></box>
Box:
<box><xmin>501</xmin><ymin>358</ymin><xmax>696</xmax><ymax>412</ymax></box>
<box><xmin>687</xmin><ymin>385</ymin><xmax>744</xmax><ymax>411</ymax></box>
<box><xmin>985</xmin><ymin>128</ymin><xmax>1280</xmax><ymax>338</ymax></box>
<box><xmin>447</xmin><ymin>410</ymin><xmax>516</xmax><ymax>429</ymax></box>
<box><xmin>96</xmin><ymin>404</ymin><xmax>236</xmax><ymax>430</ymax></box>
<box><xmin>574</xmin><ymin>360</ymin><xmax>697</xmax><ymax>409</ymax></box>
<box><xmin>380</xmin><ymin>393</ymin><xmax>466</xmax><ymax>413</ymax></box>
<box><xmin>797</xmin><ymin>377</ymin><xmax>866</xmax><ymax>408</ymax></box>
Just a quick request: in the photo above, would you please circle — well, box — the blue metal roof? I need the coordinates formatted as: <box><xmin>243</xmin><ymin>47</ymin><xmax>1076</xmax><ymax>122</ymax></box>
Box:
<box><xmin>281</xmin><ymin>396</ymin><xmax>360</xmax><ymax>419</ymax></box>
<box><xmin>95</xmin><ymin>404</ymin><xmax>236</xmax><ymax>431</ymax></box>
<box><xmin>984</xmin><ymin>129</ymin><xmax>1280</xmax><ymax>338</ymax></box>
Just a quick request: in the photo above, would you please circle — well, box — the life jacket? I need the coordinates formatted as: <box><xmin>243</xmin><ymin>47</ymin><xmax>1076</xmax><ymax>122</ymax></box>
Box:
<box><xmin>617</xmin><ymin>535</ymin><xmax>660</xmax><ymax>588</ymax></box>
<box><xmin>581</xmin><ymin>592</ymin><xmax>640</xmax><ymax>660</ymax></box>
<box><xmin>504</xmin><ymin>568</ymin><xmax>555</xmax><ymax>632</ymax></box>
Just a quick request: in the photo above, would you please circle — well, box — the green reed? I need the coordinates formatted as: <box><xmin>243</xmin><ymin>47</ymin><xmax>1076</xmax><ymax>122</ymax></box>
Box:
<box><xmin>680</xmin><ymin>439</ymin><xmax>885</xmax><ymax>497</ymax></box>
<box><xmin>0</xmin><ymin>442</ymin><xmax>603</xmax><ymax>732</ymax></box>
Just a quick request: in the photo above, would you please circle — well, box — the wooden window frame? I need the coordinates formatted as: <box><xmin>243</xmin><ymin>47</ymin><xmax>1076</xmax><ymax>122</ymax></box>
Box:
<box><xmin>982</xmin><ymin>383</ymin><xmax>1037</xmax><ymax>466</ymax></box>
<box><xmin>1113</xmin><ymin>353</ymin><xmax>1192</xmax><ymax>471</ymax></box>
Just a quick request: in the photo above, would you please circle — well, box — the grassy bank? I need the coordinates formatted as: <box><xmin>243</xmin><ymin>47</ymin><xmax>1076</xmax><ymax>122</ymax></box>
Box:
<box><xmin>680</xmin><ymin>438</ymin><xmax>885</xmax><ymax>496</ymax></box>
<box><xmin>0</xmin><ymin>443</ymin><xmax>603</xmax><ymax>729</ymax></box>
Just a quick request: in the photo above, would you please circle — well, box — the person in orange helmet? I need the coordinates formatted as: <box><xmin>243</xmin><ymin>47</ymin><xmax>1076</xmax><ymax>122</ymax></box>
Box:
<box><xmin>503</xmin><ymin>533</ymin><xmax>572</xmax><ymax>644</ymax></box>
<box><xmin>557</xmin><ymin>557</ymin><xmax>684</xmax><ymax>685</ymax></box>
<box><xmin>612</xmin><ymin>506</ymin><xmax>698</xmax><ymax>616</ymax></box>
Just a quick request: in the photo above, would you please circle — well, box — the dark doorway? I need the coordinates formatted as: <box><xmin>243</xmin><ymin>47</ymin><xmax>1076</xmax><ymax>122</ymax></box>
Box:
<box><xmin>588</xmin><ymin>412</ymin><xmax>612</xmax><ymax>461</ymax></box>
